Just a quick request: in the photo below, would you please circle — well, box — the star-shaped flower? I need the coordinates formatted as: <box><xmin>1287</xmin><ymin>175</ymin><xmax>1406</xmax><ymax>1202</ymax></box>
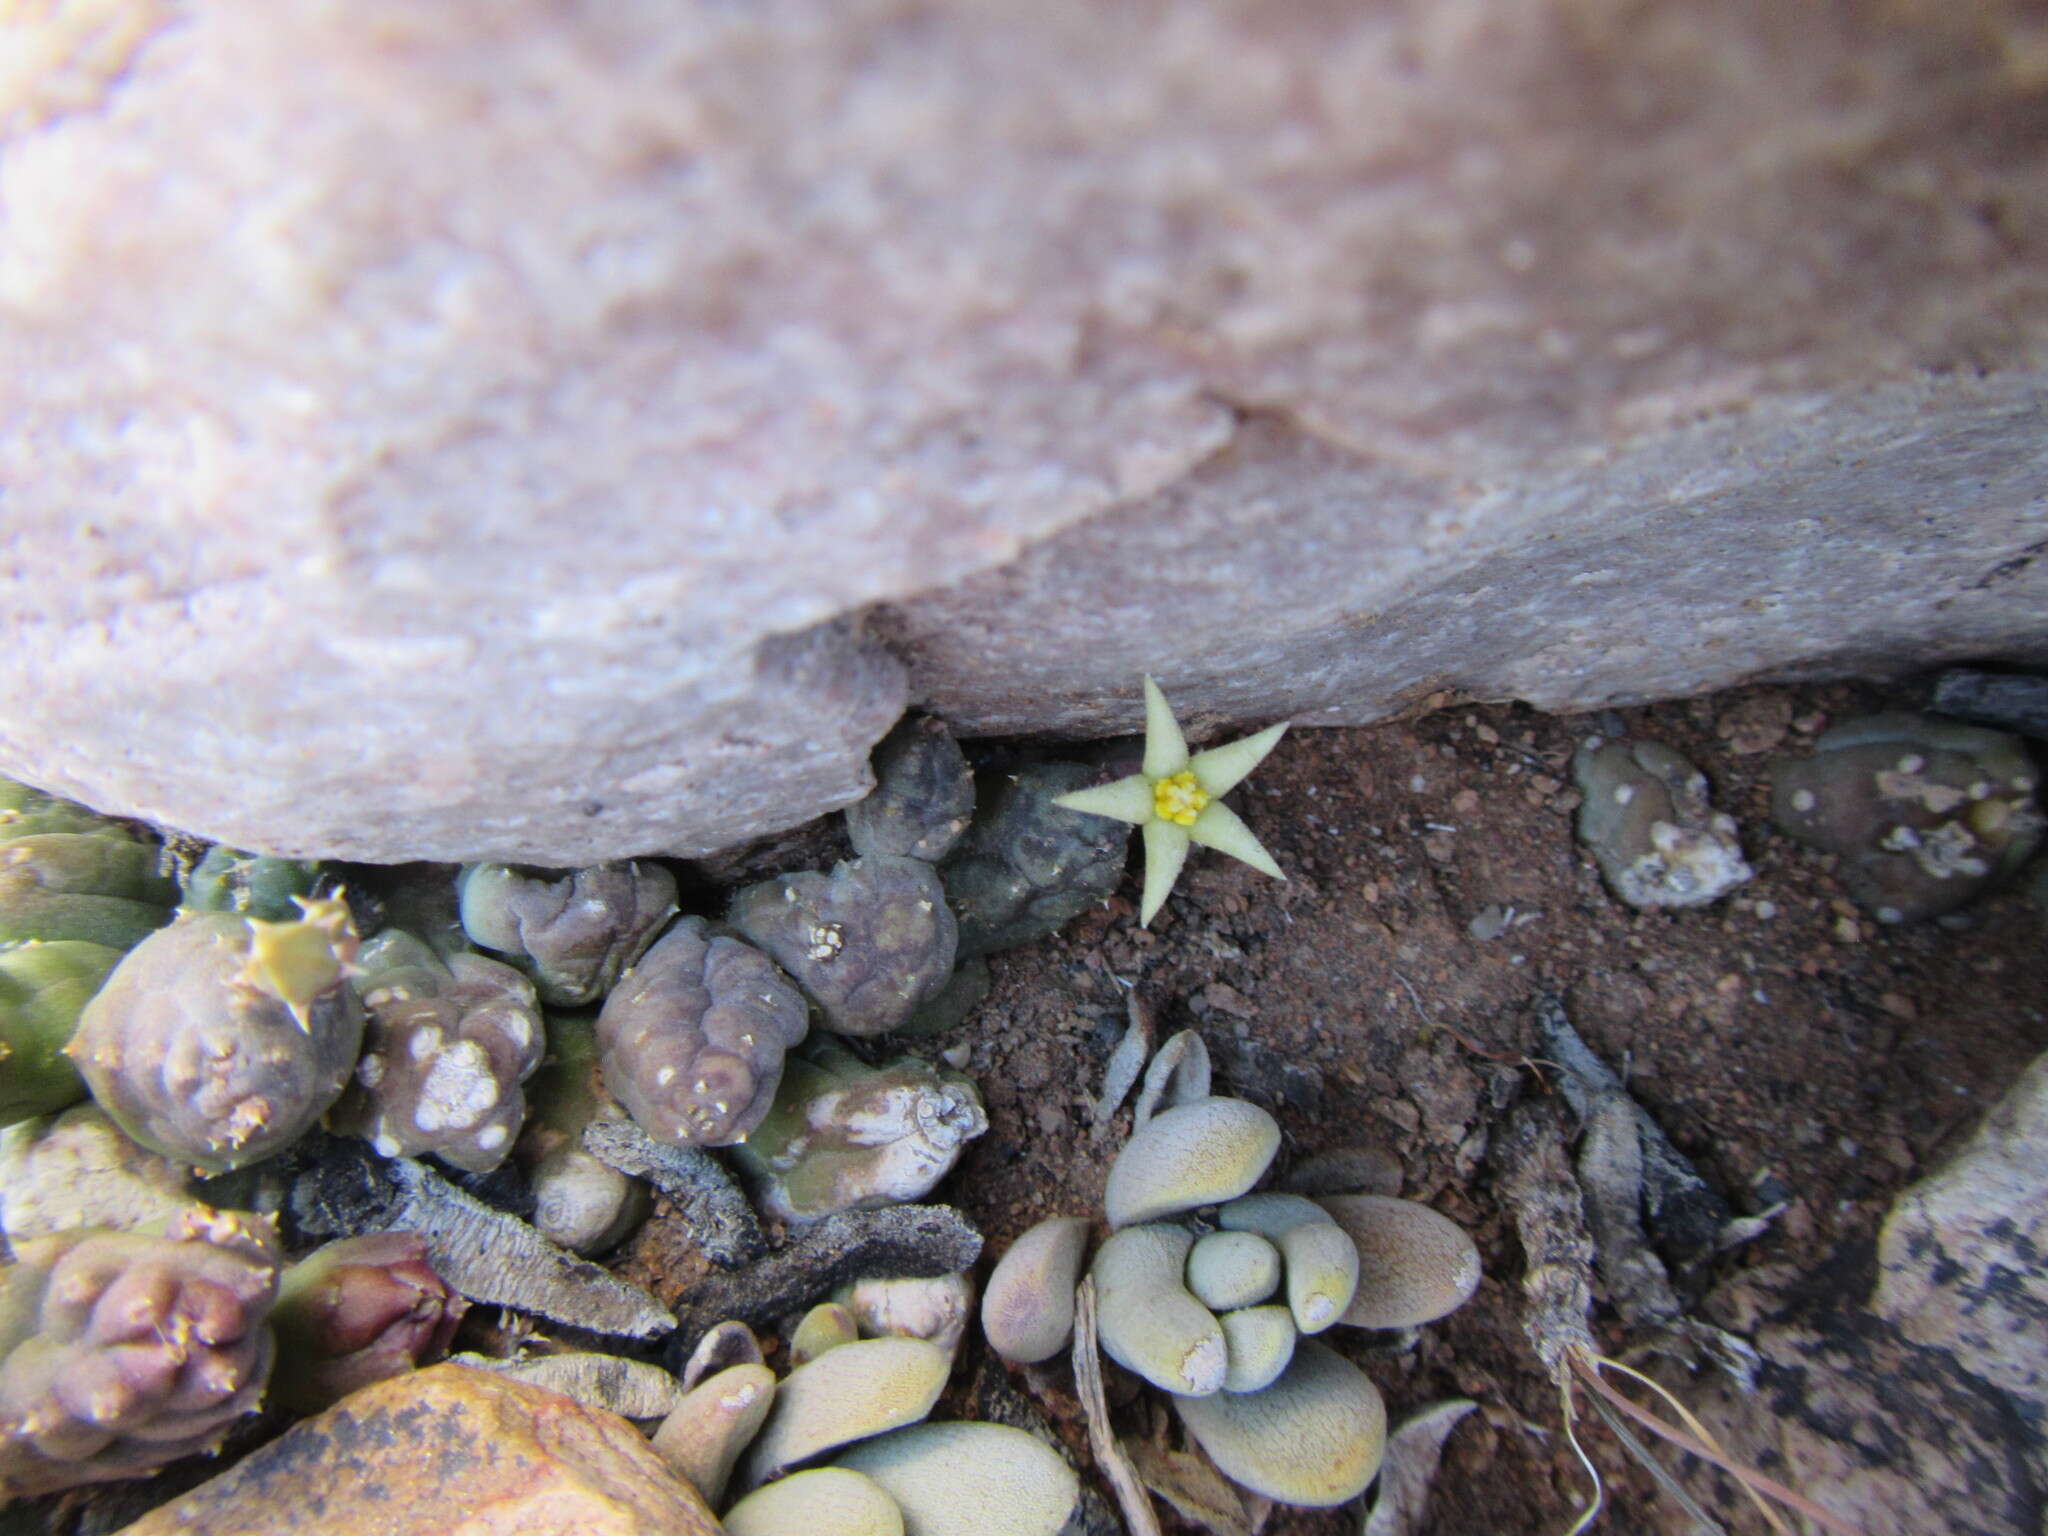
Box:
<box><xmin>1054</xmin><ymin>677</ymin><xmax>1288</xmax><ymax>926</ymax></box>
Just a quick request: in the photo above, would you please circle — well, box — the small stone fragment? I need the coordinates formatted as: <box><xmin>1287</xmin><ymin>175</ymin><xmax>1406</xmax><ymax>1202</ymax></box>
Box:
<box><xmin>842</xmin><ymin>1272</ymin><xmax>976</xmax><ymax>1362</ymax></box>
<box><xmin>654</xmin><ymin>1360</ymin><xmax>777</xmax><ymax>1504</ymax></box>
<box><xmin>67</xmin><ymin>901</ymin><xmax>365</xmax><ymax>1171</ymax></box>
<box><xmin>596</xmin><ymin>915</ymin><xmax>810</xmax><ymax>1148</ymax></box>
<box><xmin>0</xmin><ymin>1207</ymin><xmax>280</xmax><ymax>1499</ymax></box>
<box><xmin>114</xmin><ymin>1363</ymin><xmax>723</xmax><ymax>1536</ymax></box>
<box><xmin>268</xmin><ymin>1232</ymin><xmax>466</xmax><ymax>1412</ymax></box>
<box><xmin>981</xmin><ymin>1215</ymin><xmax>1092</xmax><ymax>1364</ymax></box>
<box><xmin>331</xmin><ymin>930</ymin><xmax>545</xmax><ymax>1173</ymax></box>
<box><xmin>940</xmin><ymin>763</ymin><xmax>1130</xmax><ymax>958</ymax></box>
<box><xmin>846</xmin><ymin>715</ymin><xmax>976</xmax><ymax>864</ymax></box>
<box><xmin>1771</xmin><ymin>711</ymin><xmax>2044</xmax><ymax>922</ymax></box>
<box><xmin>1572</xmin><ymin>738</ymin><xmax>1752</xmax><ymax>908</ymax></box>
<box><xmin>1103</xmin><ymin>1096</ymin><xmax>1281</xmax><ymax>1229</ymax></box>
<box><xmin>459</xmin><ymin>860</ymin><xmax>679</xmax><ymax>1006</ymax></box>
<box><xmin>1714</xmin><ymin>693</ymin><xmax>1794</xmax><ymax>756</ymax></box>
<box><xmin>0</xmin><ymin>1103</ymin><xmax>195</xmax><ymax>1243</ymax></box>
<box><xmin>834</xmin><ymin>1421</ymin><xmax>1080</xmax><ymax>1536</ymax></box>
<box><xmin>730</xmin><ymin>857</ymin><xmax>958</xmax><ymax>1038</ymax></box>
<box><xmin>1932</xmin><ymin>667</ymin><xmax>2048</xmax><ymax>741</ymax></box>
<box><xmin>1171</xmin><ymin>1340</ymin><xmax>1387</xmax><ymax>1508</ymax></box>
<box><xmin>731</xmin><ymin>1044</ymin><xmax>988</xmax><ymax>1222</ymax></box>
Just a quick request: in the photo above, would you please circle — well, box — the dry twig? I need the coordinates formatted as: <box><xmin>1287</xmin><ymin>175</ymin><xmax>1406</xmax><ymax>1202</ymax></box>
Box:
<box><xmin>1073</xmin><ymin>1276</ymin><xmax>1164</xmax><ymax>1536</ymax></box>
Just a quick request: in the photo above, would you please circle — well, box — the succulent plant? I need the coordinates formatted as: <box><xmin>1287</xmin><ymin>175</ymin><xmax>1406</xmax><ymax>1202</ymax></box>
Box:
<box><xmin>1314</xmin><ymin>1195</ymin><xmax>1483</xmax><ymax>1328</ymax></box>
<box><xmin>0</xmin><ymin>830</ymin><xmax>180</xmax><ymax>950</ymax></box>
<box><xmin>1052</xmin><ymin>676</ymin><xmax>1289</xmax><ymax>927</ymax></box>
<box><xmin>845</xmin><ymin>715</ymin><xmax>976</xmax><ymax>865</ymax></box>
<box><xmin>729</xmin><ymin>1043</ymin><xmax>988</xmax><ymax>1222</ymax></box>
<box><xmin>267</xmin><ymin>1232</ymin><xmax>466</xmax><ymax>1412</ymax></box>
<box><xmin>1215</xmin><ymin>1304</ymin><xmax>1297</xmax><ymax>1394</ymax></box>
<box><xmin>0</xmin><ymin>779</ymin><xmax>136</xmax><ymax>842</ymax></box>
<box><xmin>1571</xmin><ymin>737</ymin><xmax>1753</xmax><ymax>909</ymax></box>
<box><xmin>1171</xmin><ymin>1339</ymin><xmax>1387</xmax><ymax>1507</ymax></box>
<box><xmin>66</xmin><ymin>899</ymin><xmax>365</xmax><ymax>1172</ymax></box>
<box><xmin>654</xmin><ymin>1360</ymin><xmax>778</xmax><ymax>1504</ymax></box>
<box><xmin>458</xmin><ymin>860</ymin><xmax>679</xmax><ymax>1006</ymax></box>
<box><xmin>595</xmin><ymin>916</ymin><xmax>810</xmax><ymax>1149</ymax></box>
<box><xmin>680</xmin><ymin>1320</ymin><xmax>768</xmax><ymax>1389</ymax></box>
<box><xmin>509</xmin><ymin>1009</ymin><xmax>650</xmax><ymax>1254</ymax></box>
<box><xmin>729</xmin><ymin>857</ymin><xmax>957</xmax><ymax>1038</ymax></box>
<box><xmin>833</xmin><ymin>1421</ymin><xmax>1080</xmax><ymax>1536</ymax></box>
<box><xmin>0</xmin><ymin>941</ymin><xmax>126</xmax><ymax>1126</ymax></box>
<box><xmin>980</xmin><ymin>1215</ymin><xmax>1091</xmax><ymax>1365</ymax></box>
<box><xmin>1091</xmin><ymin>1223</ymin><xmax>1229</xmax><ymax>1397</ymax></box>
<box><xmin>0</xmin><ymin>1104</ymin><xmax>195</xmax><ymax>1245</ymax></box>
<box><xmin>739</xmin><ymin>1335</ymin><xmax>951</xmax><ymax>1488</ymax></box>
<box><xmin>1103</xmin><ymin>1096</ymin><xmax>1281</xmax><ymax>1229</ymax></box>
<box><xmin>725</xmin><ymin>1465</ymin><xmax>906</xmax><ymax>1536</ymax></box>
<box><xmin>1216</xmin><ymin>1192</ymin><xmax>1358</xmax><ymax>1334</ymax></box>
<box><xmin>329</xmin><ymin>930</ymin><xmax>545</xmax><ymax>1173</ymax></box>
<box><xmin>1185</xmin><ymin>1230</ymin><xmax>1283</xmax><ymax>1312</ymax></box>
<box><xmin>180</xmin><ymin>845</ymin><xmax>326</xmax><ymax>923</ymax></box>
<box><xmin>1771</xmin><ymin>712</ymin><xmax>2044</xmax><ymax>922</ymax></box>
<box><xmin>790</xmin><ymin>1301</ymin><xmax>862</xmax><ymax>1365</ymax></box>
<box><xmin>0</xmin><ymin>783</ymin><xmax>179</xmax><ymax>1126</ymax></box>
<box><xmin>0</xmin><ymin>1206</ymin><xmax>281</xmax><ymax>1498</ymax></box>
<box><xmin>940</xmin><ymin>762</ymin><xmax>1131</xmax><ymax>958</ymax></box>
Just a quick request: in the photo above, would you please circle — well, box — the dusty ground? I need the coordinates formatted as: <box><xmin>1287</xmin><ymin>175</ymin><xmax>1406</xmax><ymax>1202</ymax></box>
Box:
<box><xmin>876</xmin><ymin>678</ymin><xmax>2042</xmax><ymax>1536</ymax></box>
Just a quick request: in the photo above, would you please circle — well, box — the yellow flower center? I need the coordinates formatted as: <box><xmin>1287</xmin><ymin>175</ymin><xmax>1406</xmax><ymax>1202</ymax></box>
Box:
<box><xmin>1153</xmin><ymin>770</ymin><xmax>1209</xmax><ymax>826</ymax></box>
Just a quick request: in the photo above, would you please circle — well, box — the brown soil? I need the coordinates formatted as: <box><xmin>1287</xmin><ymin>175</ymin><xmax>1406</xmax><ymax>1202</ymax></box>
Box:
<box><xmin>856</xmin><ymin>679</ymin><xmax>2041</xmax><ymax>1536</ymax></box>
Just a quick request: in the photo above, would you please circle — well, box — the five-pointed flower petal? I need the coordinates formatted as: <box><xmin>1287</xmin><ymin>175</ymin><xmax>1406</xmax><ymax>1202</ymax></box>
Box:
<box><xmin>1054</xmin><ymin>677</ymin><xmax>1288</xmax><ymax>926</ymax></box>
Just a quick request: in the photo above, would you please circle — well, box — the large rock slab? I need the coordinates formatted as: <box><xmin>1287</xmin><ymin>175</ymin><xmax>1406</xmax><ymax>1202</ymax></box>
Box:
<box><xmin>1</xmin><ymin>2</ymin><xmax>2044</xmax><ymax>862</ymax></box>
<box><xmin>115</xmin><ymin>1363</ymin><xmax>721</xmax><ymax>1536</ymax></box>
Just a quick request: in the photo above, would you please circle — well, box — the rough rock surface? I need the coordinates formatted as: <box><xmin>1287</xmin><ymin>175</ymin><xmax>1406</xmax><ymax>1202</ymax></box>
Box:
<box><xmin>1</xmin><ymin>2</ymin><xmax>2044</xmax><ymax>862</ymax></box>
<box><xmin>115</xmin><ymin>1363</ymin><xmax>722</xmax><ymax>1536</ymax></box>
<box><xmin>1874</xmin><ymin>1047</ymin><xmax>2048</xmax><ymax>1413</ymax></box>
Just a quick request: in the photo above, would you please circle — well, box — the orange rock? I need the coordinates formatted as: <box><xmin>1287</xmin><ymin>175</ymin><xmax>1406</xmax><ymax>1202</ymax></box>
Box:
<box><xmin>116</xmin><ymin>1363</ymin><xmax>721</xmax><ymax>1536</ymax></box>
